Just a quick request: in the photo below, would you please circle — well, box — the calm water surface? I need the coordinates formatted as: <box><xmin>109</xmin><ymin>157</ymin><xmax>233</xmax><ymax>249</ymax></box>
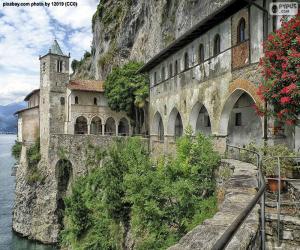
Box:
<box><xmin>0</xmin><ymin>134</ymin><xmax>56</xmax><ymax>250</ymax></box>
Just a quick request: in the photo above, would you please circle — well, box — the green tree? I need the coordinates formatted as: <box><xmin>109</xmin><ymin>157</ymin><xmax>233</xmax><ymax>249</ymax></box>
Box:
<box><xmin>104</xmin><ymin>61</ymin><xmax>149</xmax><ymax>134</ymax></box>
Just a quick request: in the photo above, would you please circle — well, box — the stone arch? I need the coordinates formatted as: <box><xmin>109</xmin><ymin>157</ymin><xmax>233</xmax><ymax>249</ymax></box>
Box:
<box><xmin>152</xmin><ymin>111</ymin><xmax>164</xmax><ymax>141</ymax></box>
<box><xmin>90</xmin><ymin>116</ymin><xmax>102</xmax><ymax>135</ymax></box>
<box><xmin>74</xmin><ymin>116</ymin><xmax>88</xmax><ymax>134</ymax></box>
<box><xmin>55</xmin><ymin>159</ymin><xmax>72</xmax><ymax>227</ymax></box>
<box><xmin>118</xmin><ymin>117</ymin><xmax>129</xmax><ymax>136</ymax></box>
<box><xmin>189</xmin><ymin>102</ymin><xmax>212</xmax><ymax>136</ymax></box>
<box><xmin>105</xmin><ymin>117</ymin><xmax>116</xmax><ymax>135</ymax></box>
<box><xmin>168</xmin><ymin>107</ymin><xmax>183</xmax><ymax>138</ymax></box>
<box><xmin>219</xmin><ymin>86</ymin><xmax>263</xmax><ymax>146</ymax></box>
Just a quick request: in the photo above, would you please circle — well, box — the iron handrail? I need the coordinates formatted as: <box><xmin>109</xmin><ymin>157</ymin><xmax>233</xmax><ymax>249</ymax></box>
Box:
<box><xmin>212</xmin><ymin>145</ymin><xmax>266</xmax><ymax>250</ymax></box>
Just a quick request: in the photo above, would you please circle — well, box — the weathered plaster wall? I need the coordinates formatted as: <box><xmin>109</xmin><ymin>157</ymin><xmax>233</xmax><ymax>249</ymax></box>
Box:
<box><xmin>19</xmin><ymin>107</ymin><xmax>40</xmax><ymax>144</ymax></box>
<box><xmin>28</xmin><ymin>92</ymin><xmax>40</xmax><ymax>108</ymax></box>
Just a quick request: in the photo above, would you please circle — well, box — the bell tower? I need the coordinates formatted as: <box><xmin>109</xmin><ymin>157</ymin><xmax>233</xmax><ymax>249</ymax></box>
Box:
<box><xmin>39</xmin><ymin>40</ymin><xmax>70</xmax><ymax>157</ymax></box>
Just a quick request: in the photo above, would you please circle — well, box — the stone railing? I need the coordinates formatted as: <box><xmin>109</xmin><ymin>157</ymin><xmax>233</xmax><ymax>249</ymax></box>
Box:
<box><xmin>169</xmin><ymin>159</ymin><xmax>260</xmax><ymax>250</ymax></box>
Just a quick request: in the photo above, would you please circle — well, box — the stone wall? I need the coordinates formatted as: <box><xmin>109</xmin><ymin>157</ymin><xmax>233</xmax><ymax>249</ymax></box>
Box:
<box><xmin>169</xmin><ymin>159</ymin><xmax>260</xmax><ymax>250</ymax></box>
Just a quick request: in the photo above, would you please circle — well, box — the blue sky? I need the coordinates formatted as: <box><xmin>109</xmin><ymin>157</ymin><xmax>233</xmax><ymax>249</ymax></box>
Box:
<box><xmin>0</xmin><ymin>0</ymin><xmax>99</xmax><ymax>105</ymax></box>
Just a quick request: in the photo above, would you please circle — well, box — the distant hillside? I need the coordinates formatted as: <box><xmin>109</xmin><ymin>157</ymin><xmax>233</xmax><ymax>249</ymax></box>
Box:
<box><xmin>0</xmin><ymin>102</ymin><xmax>26</xmax><ymax>133</ymax></box>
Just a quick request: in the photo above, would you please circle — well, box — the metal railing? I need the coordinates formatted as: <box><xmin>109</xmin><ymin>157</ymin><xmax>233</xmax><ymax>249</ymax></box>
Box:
<box><xmin>265</xmin><ymin>156</ymin><xmax>300</xmax><ymax>247</ymax></box>
<box><xmin>212</xmin><ymin>145</ymin><xmax>266</xmax><ymax>250</ymax></box>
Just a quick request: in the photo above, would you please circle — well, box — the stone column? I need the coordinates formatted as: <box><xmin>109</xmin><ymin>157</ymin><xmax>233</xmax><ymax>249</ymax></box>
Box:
<box><xmin>102</xmin><ymin>124</ymin><xmax>105</xmax><ymax>136</ymax></box>
<box><xmin>115</xmin><ymin>122</ymin><xmax>119</xmax><ymax>136</ymax></box>
<box><xmin>87</xmin><ymin>122</ymin><xmax>91</xmax><ymax>134</ymax></box>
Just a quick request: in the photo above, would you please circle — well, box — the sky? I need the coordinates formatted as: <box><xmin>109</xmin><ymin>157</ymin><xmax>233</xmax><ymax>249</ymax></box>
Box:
<box><xmin>0</xmin><ymin>0</ymin><xmax>99</xmax><ymax>105</ymax></box>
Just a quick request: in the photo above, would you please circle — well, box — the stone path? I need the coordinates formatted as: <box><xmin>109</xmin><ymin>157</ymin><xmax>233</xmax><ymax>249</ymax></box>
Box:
<box><xmin>169</xmin><ymin>159</ymin><xmax>260</xmax><ymax>250</ymax></box>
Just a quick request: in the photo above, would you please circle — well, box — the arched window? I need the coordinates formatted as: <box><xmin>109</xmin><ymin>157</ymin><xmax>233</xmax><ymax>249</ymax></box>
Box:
<box><xmin>75</xmin><ymin>96</ymin><xmax>79</xmax><ymax>104</ymax></box>
<box><xmin>199</xmin><ymin>44</ymin><xmax>204</xmax><ymax>63</ymax></box>
<box><xmin>161</xmin><ymin>66</ymin><xmax>165</xmax><ymax>81</ymax></box>
<box><xmin>175</xmin><ymin>60</ymin><xmax>178</xmax><ymax>75</ymax></box>
<box><xmin>169</xmin><ymin>63</ymin><xmax>173</xmax><ymax>78</ymax></box>
<box><xmin>94</xmin><ymin>97</ymin><xmax>97</xmax><ymax>105</ymax></box>
<box><xmin>237</xmin><ymin>18</ymin><xmax>246</xmax><ymax>43</ymax></box>
<box><xmin>184</xmin><ymin>52</ymin><xmax>189</xmax><ymax>70</ymax></box>
<box><xmin>213</xmin><ymin>34</ymin><xmax>221</xmax><ymax>56</ymax></box>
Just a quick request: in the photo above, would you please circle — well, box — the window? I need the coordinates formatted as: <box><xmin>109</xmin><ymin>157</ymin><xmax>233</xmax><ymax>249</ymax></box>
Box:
<box><xmin>199</xmin><ymin>44</ymin><xmax>204</xmax><ymax>63</ymax></box>
<box><xmin>94</xmin><ymin>97</ymin><xmax>97</xmax><ymax>105</ymax></box>
<box><xmin>154</xmin><ymin>72</ymin><xmax>157</xmax><ymax>85</ymax></box>
<box><xmin>184</xmin><ymin>52</ymin><xmax>189</xmax><ymax>70</ymax></box>
<box><xmin>161</xmin><ymin>67</ymin><xmax>165</xmax><ymax>81</ymax></box>
<box><xmin>235</xmin><ymin>112</ymin><xmax>242</xmax><ymax>126</ymax></box>
<box><xmin>60</xmin><ymin>97</ymin><xmax>65</xmax><ymax>105</ymax></box>
<box><xmin>213</xmin><ymin>34</ymin><xmax>221</xmax><ymax>56</ymax></box>
<box><xmin>57</xmin><ymin>60</ymin><xmax>63</xmax><ymax>73</ymax></box>
<box><xmin>237</xmin><ymin>18</ymin><xmax>246</xmax><ymax>43</ymax></box>
<box><xmin>42</xmin><ymin>62</ymin><xmax>46</xmax><ymax>72</ymax></box>
<box><xmin>75</xmin><ymin>96</ymin><xmax>79</xmax><ymax>104</ymax></box>
<box><xmin>169</xmin><ymin>63</ymin><xmax>173</xmax><ymax>78</ymax></box>
<box><xmin>175</xmin><ymin>60</ymin><xmax>178</xmax><ymax>75</ymax></box>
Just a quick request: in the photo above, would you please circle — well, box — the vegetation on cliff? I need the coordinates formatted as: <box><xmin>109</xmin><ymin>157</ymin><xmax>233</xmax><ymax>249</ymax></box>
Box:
<box><xmin>11</xmin><ymin>140</ymin><xmax>22</xmax><ymax>161</ymax></box>
<box><xmin>104</xmin><ymin>61</ymin><xmax>149</xmax><ymax>134</ymax></box>
<box><xmin>26</xmin><ymin>139</ymin><xmax>42</xmax><ymax>184</ymax></box>
<box><xmin>60</xmin><ymin>132</ymin><xmax>220</xmax><ymax>249</ymax></box>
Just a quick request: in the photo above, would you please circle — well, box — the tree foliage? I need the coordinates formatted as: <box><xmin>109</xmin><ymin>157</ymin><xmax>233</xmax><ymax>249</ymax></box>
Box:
<box><xmin>61</xmin><ymin>134</ymin><xmax>220</xmax><ymax>249</ymax></box>
<box><xmin>257</xmin><ymin>12</ymin><xmax>300</xmax><ymax>125</ymax></box>
<box><xmin>104</xmin><ymin>61</ymin><xmax>149</xmax><ymax>133</ymax></box>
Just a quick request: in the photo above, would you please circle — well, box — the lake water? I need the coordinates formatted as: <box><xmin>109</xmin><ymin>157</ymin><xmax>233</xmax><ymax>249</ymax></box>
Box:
<box><xmin>0</xmin><ymin>134</ymin><xmax>56</xmax><ymax>250</ymax></box>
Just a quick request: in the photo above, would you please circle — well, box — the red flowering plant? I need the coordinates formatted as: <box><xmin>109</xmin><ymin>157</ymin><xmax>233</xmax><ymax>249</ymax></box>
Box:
<box><xmin>257</xmin><ymin>12</ymin><xmax>300</xmax><ymax>125</ymax></box>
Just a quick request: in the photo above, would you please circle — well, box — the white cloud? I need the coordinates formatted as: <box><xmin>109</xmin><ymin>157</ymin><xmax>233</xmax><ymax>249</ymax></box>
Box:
<box><xmin>0</xmin><ymin>0</ymin><xmax>99</xmax><ymax>105</ymax></box>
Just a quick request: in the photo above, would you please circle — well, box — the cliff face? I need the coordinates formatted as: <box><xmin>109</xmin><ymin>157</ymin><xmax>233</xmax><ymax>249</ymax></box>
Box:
<box><xmin>72</xmin><ymin>0</ymin><xmax>232</xmax><ymax>80</ymax></box>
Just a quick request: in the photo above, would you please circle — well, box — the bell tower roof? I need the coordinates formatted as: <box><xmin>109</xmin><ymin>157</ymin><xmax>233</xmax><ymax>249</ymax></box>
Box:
<box><xmin>49</xmin><ymin>39</ymin><xmax>64</xmax><ymax>56</ymax></box>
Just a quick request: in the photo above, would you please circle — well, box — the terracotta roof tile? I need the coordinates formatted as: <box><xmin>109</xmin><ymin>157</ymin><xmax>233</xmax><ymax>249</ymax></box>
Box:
<box><xmin>67</xmin><ymin>80</ymin><xmax>104</xmax><ymax>92</ymax></box>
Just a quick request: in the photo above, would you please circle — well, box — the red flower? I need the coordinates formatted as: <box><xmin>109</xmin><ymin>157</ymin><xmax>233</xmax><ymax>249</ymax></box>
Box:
<box><xmin>280</xmin><ymin>96</ymin><xmax>291</xmax><ymax>104</ymax></box>
<box><xmin>280</xmin><ymin>84</ymin><xmax>298</xmax><ymax>94</ymax></box>
<box><xmin>286</xmin><ymin>119</ymin><xmax>295</xmax><ymax>126</ymax></box>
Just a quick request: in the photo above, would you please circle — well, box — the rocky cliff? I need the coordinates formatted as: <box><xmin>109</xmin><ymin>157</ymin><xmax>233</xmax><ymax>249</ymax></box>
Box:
<box><xmin>72</xmin><ymin>0</ymin><xmax>232</xmax><ymax>80</ymax></box>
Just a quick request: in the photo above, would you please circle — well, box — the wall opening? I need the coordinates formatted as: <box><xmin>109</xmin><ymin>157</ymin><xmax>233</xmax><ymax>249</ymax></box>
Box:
<box><xmin>118</xmin><ymin>118</ymin><xmax>129</xmax><ymax>136</ymax></box>
<box><xmin>74</xmin><ymin>116</ymin><xmax>88</xmax><ymax>134</ymax></box>
<box><xmin>168</xmin><ymin>108</ymin><xmax>183</xmax><ymax>138</ymax></box>
<box><xmin>220</xmin><ymin>90</ymin><xmax>262</xmax><ymax>147</ymax></box>
<box><xmin>90</xmin><ymin>116</ymin><xmax>102</xmax><ymax>135</ymax></box>
<box><xmin>175</xmin><ymin>113</ymin><xmax>183</xmax><ymax>138</ymax></box>
<box><xmin>105</xmin><ymin>117</ymin><xmax>116</xmax><ymax>135</ymax></box>
<box><xmin>152</xmin><ymin>112</ymin><xmax>164</xmax><ymax>141</ymax></box>
<box><xmin>189</xmin><ymin>102</ymin><xmax>212</xmax><ymax>136</ymax></box>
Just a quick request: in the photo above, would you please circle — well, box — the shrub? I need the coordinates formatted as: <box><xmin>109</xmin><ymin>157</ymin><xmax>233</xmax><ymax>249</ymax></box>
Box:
<box><xmin>11</xmin><ymin>140</ymin><xmax>22</xmax><ymax>161</ymax></box>
<box><xmin>26</xmin><ymin>139</ymin><xmax>42</xmax><ymax>184</ymax></box>
<box><xmin>240</xmin><ymin>142</ymin><xmax>297</xmax><ymax>176</ymax></box>
<box><xmin>257</xmin><ymin>12</ymin><xmax>300</xmax><ymax>125</ymax></box>
<box><xmin>61</xmin><ymin>135</ymin><xmax>220</xmax><ymax>249</ymax></box>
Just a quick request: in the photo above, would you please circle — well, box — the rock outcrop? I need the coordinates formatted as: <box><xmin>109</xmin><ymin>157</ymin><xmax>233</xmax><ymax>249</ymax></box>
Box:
<box><xmin>72</xmin><ymin>0</ymin><xmax>233</xmax><ymax>80</ymax></box>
